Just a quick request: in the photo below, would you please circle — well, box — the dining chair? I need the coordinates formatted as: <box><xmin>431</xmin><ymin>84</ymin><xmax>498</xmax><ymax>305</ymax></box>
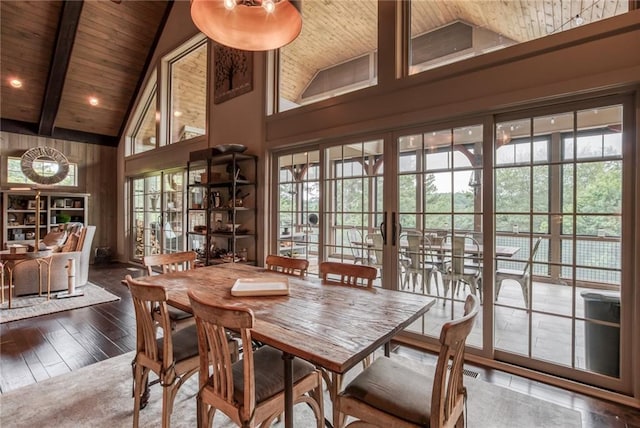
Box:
<box><xmin>265</xmin><ymin>254</ymin><xmax>309</xmax><ymax>277</ymax></box>
<box><xmin>142</xmin><ymin>251</ymin><xmax>198</xmax><ymax>331</ymax></box>
<box><xmin>495</xmin><ymin>236</ymin><xmax>542</xmax><ymax>308</ymax></box>
<box><xmin>318</xmin><ymin>260</ymin><xmax>378</xmax><ymax>422</ymax></box>
<box><xmin>319</xmin><ymin>261</ymin><xmax>377</xmax><ymax>288</ymax></box>
<box><xmin>187</xmin><ymin>290</ymin><xmax>324</xmax><ymax>428</ymax></box>
<box><xmin>125</xmin><ymin>275</ymin><xmax>200</xmax><ymax>428</ymax></box>
<box><xmin>337</xmin><ymin>294</ymin><xmax>480</xmax><ymax>428</ymax></box>
<box><xmin>442</xmin><ymin>235</ymin><xmax>482</xmax><ymax>303</ymax></box>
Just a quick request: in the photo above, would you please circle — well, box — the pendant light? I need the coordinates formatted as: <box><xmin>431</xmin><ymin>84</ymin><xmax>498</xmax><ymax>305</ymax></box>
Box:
<box><xmin>190</xmin><ymin>0</ymin><xmax>302</xmax><ymax>51</ymax></box>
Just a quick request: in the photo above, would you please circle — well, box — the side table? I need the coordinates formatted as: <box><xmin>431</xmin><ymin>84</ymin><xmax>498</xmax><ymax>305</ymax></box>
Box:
<box><xmin>0</xmin><ymin>250</ymin><xmax>53</xmax><ymax>309</ymax></box>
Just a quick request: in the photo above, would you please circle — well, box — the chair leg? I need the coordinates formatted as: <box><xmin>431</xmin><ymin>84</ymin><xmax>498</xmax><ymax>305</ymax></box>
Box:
<box><xmin>495</xmin><ymin>278</ymin><xmax>504</xmax><ymax>302</ymax></box>
<box><xmin>132</xmin><ymin>364</ymin><xmax>149</xmax><ymax>428</ymax></box>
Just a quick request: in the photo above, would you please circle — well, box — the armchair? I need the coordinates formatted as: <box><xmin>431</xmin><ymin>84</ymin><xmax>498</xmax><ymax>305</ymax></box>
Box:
<box><xmin>13</xmin><ymin>226</ymin><xmax>96</xmax><ymax>296</ymax></box>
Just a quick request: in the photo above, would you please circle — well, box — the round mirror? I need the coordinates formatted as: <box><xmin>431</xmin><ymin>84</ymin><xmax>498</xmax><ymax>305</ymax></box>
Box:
<box><xmin>20</xmin><ymin>147</ymin><xmax>69</xmax><ymax>185</ymax></box>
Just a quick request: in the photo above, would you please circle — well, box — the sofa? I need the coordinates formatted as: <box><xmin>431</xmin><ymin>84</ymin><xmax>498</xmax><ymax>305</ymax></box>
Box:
<box><xmin>13</xmin><ymin>225</ymin><xmax>96</xmax><ymax>296</ymax></box>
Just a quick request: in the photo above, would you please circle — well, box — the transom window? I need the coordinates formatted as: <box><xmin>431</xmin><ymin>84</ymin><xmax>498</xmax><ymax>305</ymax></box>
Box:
<box><xmin>7</xmin><ymin>157</ymin><xmax>77</xmax><ymax>187</ymax></box>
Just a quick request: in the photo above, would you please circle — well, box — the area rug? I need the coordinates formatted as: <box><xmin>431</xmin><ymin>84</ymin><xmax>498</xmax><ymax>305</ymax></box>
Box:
<box><xmin>0</xmin><ymin>282</ymin><xmax>120</xmax><ymax>324</ymax></box>
<box><xmin>0</xmin><ymin>352</ymin><xmax>582</xmax><ymax>428</ymax></box>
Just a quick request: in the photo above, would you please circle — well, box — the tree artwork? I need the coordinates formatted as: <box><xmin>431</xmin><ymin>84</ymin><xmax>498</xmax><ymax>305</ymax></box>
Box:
<box><xmin>213</xmin><ymin>44</ymin><xmax>253</xmax><ymax>104</ymax></box>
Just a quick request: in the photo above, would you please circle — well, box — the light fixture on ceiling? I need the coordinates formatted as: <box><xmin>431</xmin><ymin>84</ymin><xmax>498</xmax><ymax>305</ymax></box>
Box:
<box><xmin>190</xmin><ymin>0</ymin><xmax>302</xmax><ymax>51</ymax></box>
<box><xmin>9</xmin><ymin>78</ymin><xmax>22</xmax><ymax>88</ymax></box>
<box><xmin>89</xmin><ymin>97</ymin><xmax>99</xmax><ymax>106</ymax></box>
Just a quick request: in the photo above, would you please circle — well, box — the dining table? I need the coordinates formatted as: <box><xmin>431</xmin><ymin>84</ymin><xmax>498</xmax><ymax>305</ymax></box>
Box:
<box><xmin>136</xmin><ymin>263</ymin><xmax>436</xmax><ymax>428</ymax></box>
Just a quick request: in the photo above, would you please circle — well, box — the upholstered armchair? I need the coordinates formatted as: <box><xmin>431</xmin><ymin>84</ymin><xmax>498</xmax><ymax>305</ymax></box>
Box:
<box><xmin>13</xmin><ymin>225</ymin><xmax>96</xmax><ymax>296</ymax></box>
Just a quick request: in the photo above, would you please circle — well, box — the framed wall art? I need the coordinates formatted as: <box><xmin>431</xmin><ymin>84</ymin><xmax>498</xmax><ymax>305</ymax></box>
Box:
<box><xmin>213</xmin><ymin>44</ymin><xmax>253</xmax><ymax>104</ymax></box>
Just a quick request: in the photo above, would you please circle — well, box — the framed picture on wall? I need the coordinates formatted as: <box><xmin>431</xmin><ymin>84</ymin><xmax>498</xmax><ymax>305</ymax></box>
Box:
<box><xmin>213</xmin><ymin>44</ymin><xmax>253</xmax><ymax>104</ymax></box>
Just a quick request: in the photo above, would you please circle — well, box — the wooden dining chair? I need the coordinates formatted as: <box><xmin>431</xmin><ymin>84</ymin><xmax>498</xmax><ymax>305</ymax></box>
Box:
<box><xmin>337</xmin><ymin>294</ymin><xmax>480</xmax><ymax>428</ymax></box>
<box><xmin>319</xmin><ymin>261</ymin><xmax>377</xmax><ymax>288</ymax></box>
<box><xmin>265</xmin><ymin>254</ymin><xmax>309</xmax><ymax>277</ymax></box>
<box><xmin>495</xmin><ymin>236</ymin><xmax>542</xmax><ymax>308</ymax></box>
<box><xmin>187</xmin><ymin>290</ymin><xmax>324</xmax><ymax>428</ymax></box>
<box><xmin>143</xmin><ymin>251</ymin><xmax>198</xmax><ymax>331</ymax></box>
<box><xmin>125</xmin><ymin>275</ymin><xmax>200</xmax><ymax>428</ymax></box>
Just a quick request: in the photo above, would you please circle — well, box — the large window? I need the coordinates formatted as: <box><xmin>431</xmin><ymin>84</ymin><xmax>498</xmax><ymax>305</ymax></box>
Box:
<box><xmin>276</xmin><ymin>0</ymin><xmax>377</xmax><ymax>112</ymax></box>
<box><xmin>409</xmin><ymin>0</ymin><xmax>629</xmax><ymax>76</ymax></box>
<box><xmin>166</xmin><ymin>36</ymin><xmax>207</xmax><ymax>144</ymax></box>
<box><xmin>7</xmin><ymin>157</ymin><xmax>77</xmax><ymax>187</ymax></box>
<box><xmin>126</xmin><ymin>74</ymin><xmax>157</xmax><ymax>156</ymax></box>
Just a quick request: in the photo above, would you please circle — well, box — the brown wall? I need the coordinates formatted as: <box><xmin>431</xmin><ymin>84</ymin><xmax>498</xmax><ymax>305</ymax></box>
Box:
<box><xmin>0</xmin><ymin>131</ymin><xmax>118</xmax><ymax>260</ymax></box>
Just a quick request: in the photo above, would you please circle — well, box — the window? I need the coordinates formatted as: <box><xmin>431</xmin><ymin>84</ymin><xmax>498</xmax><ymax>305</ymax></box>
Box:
<box><xmin>126</xmin><ymin>73</ymin><xmax>157</xmax><ymax>156</ymax></box>
<box><xmin>276</xmin><ymin>0</ymin><xmax>377</xmax><ymax>113</ymax></box>
<box><xmin>166</xmin><ymin>36</ymin><xmax>207</xmax><ymax>144</ymax></box>
<box><xmin>7</xmin><ymin>157</ymin><xmax>77</xmax><ymax>186</ymax></box>
<box><xmin>409</xmin><ymin>0</ymin><xmax>629</xmax><ymax>77</ymax></box>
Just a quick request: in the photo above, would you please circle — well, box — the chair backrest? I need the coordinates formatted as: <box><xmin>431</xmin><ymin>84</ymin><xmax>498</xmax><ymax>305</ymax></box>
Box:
<box><xmin>188</xmin><ymin>290</ymin><xmax>256</xmax><ymax>422</ymax></box>
<box><xmin>431</xmin><ymin>294</ymin><xmax>479</xmax><ymax>427</ymax></box>
<box><xmin>368</xmin><ymin>233</ymin><xmax>384</xmax><ymax>265</ymax></box>
<box><xmin>347</xmin><ymin>228</ymin><xmax>364</xmax><ymax>259</ymax></box>
<box><xmin>265</xmin><ymin>254</ymin><xmax>309</xmax><ymax>277</ymax></box>
<box><xmin>448</xmin><ymin>234</ymin><xmax>479</xmax><ymax>275</ymax></box>
<box><xmin>125</xmin><ymin>275</ymin><xmax>173</xmax><ymax>366</ymax></box>
<box><xmin>143</xmin><ymin>251</ymin><xmax>197</xmax><ymax>275</ymax></box>
<box><xmin>522</xmin><ymin>236</ymin><xmax>543</xmax><ymax>277</ymax></box>
<box><xmin>319</xmin><ymin>261</ymin><xmax>377</xmax><ymax>288</ymax></box>
<box><xmin>405</xmin><ymin>232</ymin><xmax>423</xmax><ymax>269</ymax></box>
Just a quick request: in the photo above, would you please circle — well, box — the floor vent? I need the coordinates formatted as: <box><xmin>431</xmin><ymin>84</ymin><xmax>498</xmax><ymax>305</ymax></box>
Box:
<box><xmin>448</xmin><ymin>364</ymin><xmax>480</xmax><ymax>378</ymax></box>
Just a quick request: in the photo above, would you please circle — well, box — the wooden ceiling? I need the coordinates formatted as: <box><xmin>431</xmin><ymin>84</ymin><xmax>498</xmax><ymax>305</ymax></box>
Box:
<box><xmin>0</xmin><ymin>0</ymin><xmax>630</xmax><ymax>147</ymax></box>
<box><xmin>1</xmin><ymin>0</ymin><xmax>170</xmax><ymax>146</ymax></box>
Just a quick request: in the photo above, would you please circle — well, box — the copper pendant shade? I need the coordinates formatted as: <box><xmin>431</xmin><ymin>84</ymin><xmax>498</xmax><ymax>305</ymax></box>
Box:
<box><xmin>190</xmin><ymin>0</ymin><xmax>302</xmax><ymax>51</ymax></box>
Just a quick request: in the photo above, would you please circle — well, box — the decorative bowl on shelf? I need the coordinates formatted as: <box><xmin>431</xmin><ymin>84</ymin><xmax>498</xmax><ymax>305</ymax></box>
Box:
<box><xmin>212</xmin><ymin>144</ymin><xmax>247</xmax><ymax>154</ymax></box>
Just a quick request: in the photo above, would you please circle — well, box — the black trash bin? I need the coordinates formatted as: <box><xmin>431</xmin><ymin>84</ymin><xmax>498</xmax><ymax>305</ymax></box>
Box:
<box><xmin>580</xmin><ymin>291</ymin><xmax>620</xmax><ymax>377</ymax></box>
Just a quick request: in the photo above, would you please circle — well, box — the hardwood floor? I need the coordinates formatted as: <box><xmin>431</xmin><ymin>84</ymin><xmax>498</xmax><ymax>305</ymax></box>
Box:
<box><xmin>1</xmin><ymin>262</ymin><xmax>639</xmax><ymax>428</ymax></box>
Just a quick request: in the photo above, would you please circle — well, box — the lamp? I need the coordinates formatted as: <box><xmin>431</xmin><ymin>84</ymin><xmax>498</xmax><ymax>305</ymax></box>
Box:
<box><xmin>190</xmin><ymin>0</ymin><xmax>302</xmax><ymax>51</ymax></box>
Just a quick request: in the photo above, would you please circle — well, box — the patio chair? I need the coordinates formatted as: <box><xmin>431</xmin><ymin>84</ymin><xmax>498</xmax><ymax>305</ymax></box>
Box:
<box><xmin>441</xmin><ymin>235</ymin><xmax>482</xmax><ymax>303</ymax></box>
<box><xmin>367</xmin><ymin>233</ymin><xmax>384</xmax><ymax>277</ymax></box>
<box><xmin>337</xmin><ymin>294</ymin><xmax>480</xmax><ymax>428</ymax></box>
<box><xmin>142</xmin><ymin>251</ymin><xmax>198</xmax><ymax>331</ymax></box>
<box><xmin>265</xmin><ymin>254</ymin><xmax>309</xmax><ymax>277</ymax></box>
<box><xmin>126</xmin><ymin>275</ymin><xmax>200</xmax><ymax>428</ymax></box>
<box><xmin>402</xmin><ymin>232</ymin><xmax>440</xmax><ymax>296</ymax></box>
<box><xmin>347</xmin><ymin>228</ymin><xmax>370</xmax><ymax>265</ymax></box>
<box><xmin>187</xmin><ymin>290</ymin><xmax>324</xmax><ymax>428</ymax></box>
<box><xmin>495</xmin><ymin>236</ymin><xmax>542</xmax><ymax>308</ymax></box>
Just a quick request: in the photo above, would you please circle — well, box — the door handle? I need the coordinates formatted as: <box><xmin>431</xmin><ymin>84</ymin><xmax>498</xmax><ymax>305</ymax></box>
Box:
<box><xmin>380</xmin><ymin>212</ymin><xmax>387</xmax><ymax>245</ymax></box>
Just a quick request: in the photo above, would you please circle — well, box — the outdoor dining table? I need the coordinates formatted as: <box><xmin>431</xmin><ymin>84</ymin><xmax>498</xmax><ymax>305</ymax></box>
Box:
<box><xmin>137</xmin><ymin>262</ymin><xmax>436</xmax><ymax>428</ymax></box>
<box><xmin>352</xmin><ymin>238</ymin><xmax>521</xmax><ymax>259</ymax></box>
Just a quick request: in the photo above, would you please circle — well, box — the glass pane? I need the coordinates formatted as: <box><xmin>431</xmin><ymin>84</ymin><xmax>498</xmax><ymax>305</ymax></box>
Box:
<box><xmin>495</xmin><ymin>306</ymin><xmax>529</xmax><ymax>356</ymax></box>
<box><xmin>575</xmin><ymin>161</ymin><xmax>621</xmax><ymax>214</ymax></box>
<box><xmin>169</xmin><ymin>41</ymin><xmax>207</xmax><ymax>144</ymax></box>
<box><xmin>131</xmin><ymin>84</ymin><xmax>156</xmax><ymax>155</ymax></box>
<box><xmin>278</xmin><ymin>0</ymin><xmax>377</xmax><ymax>112</ymax></box>
<box><xmin>532</xmin><ymin>313</ymin><xmax>573</xmax><ymax>366</ymax></box>
<box><xmin>495</xmin><ymin>167</ymin><xmax>531</xmax><ymax>213</ymax></box>
<box><xmin>409</xmin><ymin>1</ymin><xmax>628</xmax><ymax>77</ymax></box>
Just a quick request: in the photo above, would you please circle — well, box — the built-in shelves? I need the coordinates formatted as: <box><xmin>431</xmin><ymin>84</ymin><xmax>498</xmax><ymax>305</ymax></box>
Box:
<box><xmin>2</xmin><ymin>191</ymin><xmax>88</xmax><ymax>247</ymax></box>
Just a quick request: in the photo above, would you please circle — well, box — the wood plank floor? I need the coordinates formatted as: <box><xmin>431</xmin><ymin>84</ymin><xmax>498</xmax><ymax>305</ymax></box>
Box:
<box><xmin>1</xmin><ymin>262</ymin><xmax>638</xmax><ymax>427</ymax></box>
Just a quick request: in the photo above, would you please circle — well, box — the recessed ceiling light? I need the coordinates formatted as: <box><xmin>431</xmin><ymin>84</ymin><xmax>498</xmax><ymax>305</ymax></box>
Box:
<box><xmin>9</xmin><ymin>78</ymin><xmax>22</xmax><ymax>88</ymax></box>
<box><xmin>89</xmin><ymin>97</ymin><xmax>99</xmax><ymax>106</ymax></box>
<box><xmin>173</xmin><ymin>111</ymin><xmax>183</xmax><ymax>117</ymax></box>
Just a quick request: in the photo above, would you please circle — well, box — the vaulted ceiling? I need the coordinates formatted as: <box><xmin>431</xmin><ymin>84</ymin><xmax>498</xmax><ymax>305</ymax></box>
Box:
<box><xmin>1</xmin><ymin>0</ymin><xmax>171</xmax><ymax>147</ymax></box>
<box><xmin>0</xmin><ymin>0</ymin><xmax>630</xmax><ymax>148</ymax></box>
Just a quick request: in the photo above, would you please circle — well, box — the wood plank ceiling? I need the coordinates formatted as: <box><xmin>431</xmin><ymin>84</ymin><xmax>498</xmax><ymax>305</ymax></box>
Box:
<box><xmin>1</xmin><ymin>0</ymin><xmax>170</xmax><ymax>146</ymax></box>
<box><xmin>0</xmin><ymin>0</ymin><xmax>630</xmax><ymax>148</ymax></box>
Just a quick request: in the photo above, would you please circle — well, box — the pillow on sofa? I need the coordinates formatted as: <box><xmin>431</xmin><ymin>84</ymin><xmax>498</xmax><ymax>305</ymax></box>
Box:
<box><xmin>61</xmin><ymin>232</ymin><xmax>79</xmax><ymax>253</ymax></box>
<box><xmin>42</xmin><ymin>230</ymin><xmax>67</xmax><ymax>252</ymax></box>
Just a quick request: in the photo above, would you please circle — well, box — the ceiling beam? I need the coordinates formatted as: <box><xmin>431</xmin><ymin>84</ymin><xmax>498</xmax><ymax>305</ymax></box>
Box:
<box><xmin>38</xmin><ymin>0</ymin><xmax>84</xmax><ymax>136</ymax></box>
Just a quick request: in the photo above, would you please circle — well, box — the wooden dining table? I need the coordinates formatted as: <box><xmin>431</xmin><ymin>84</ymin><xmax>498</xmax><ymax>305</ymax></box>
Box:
<box><xmin>137</xmin><ymin>263</ymin><xmax>436</xmax><ymax>428</ymax></box>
